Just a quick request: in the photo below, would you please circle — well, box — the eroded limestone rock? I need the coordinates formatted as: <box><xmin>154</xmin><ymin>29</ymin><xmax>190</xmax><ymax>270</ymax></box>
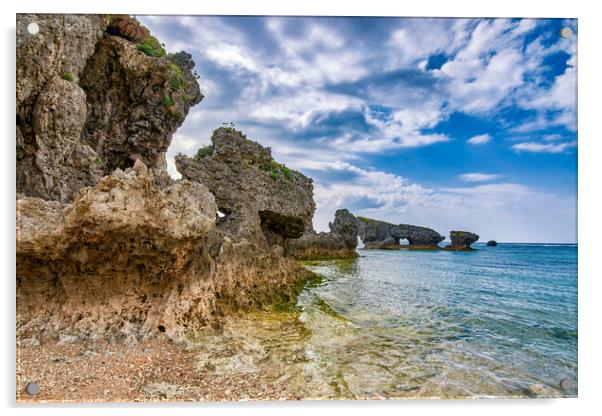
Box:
<box><xmin>284</xmin><ymin>209</ymin><xmax>360</xmax><ymax>260</ymax></box>
<box><xmin>175</xmin><ymin>128</ymin><xmax>315</xmax><ymax>247</ymax></box>
<box><xmin>80</xmin><ymin>34</ymin><xmax>202</xmax><ymax>188</ymax></box>
<box><xmin>17</xmin><ymin>13</ymin><xmax>202</xmax><ymax>202</ymax></box>
<box><xmin>16</xmin><ymin>161</ymin><xmax>313</xmax><ymax>343</ymax></box>
<box><xmin>445</xmin><ymin>231</ymin><xmax>480</xmax><ymax>250</ymax></box>
<box><xmin>17</xmin><ymin>14</ymin><xmax>107</xmax><ymax>202</ymax></box>
<box><xmin>357</xmin><ymin>217</ymin><xmax>445</xmax><ymax>249</ymax></box>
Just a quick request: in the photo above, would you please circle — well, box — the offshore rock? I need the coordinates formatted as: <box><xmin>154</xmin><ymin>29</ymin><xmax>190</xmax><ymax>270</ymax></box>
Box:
<box><xmin>284</xmin><ymin>209</ymin><xmax>359</xmax><ymax>260</ymax></box>
<box><xmin>16</xmin><ymin>161</ymin><xmax>313</xmax><ymax>343</ymax></box>
<box><xmin>175</xmin><ymin>128</ymin><xmax>315</xmax><ymax>247</ymax></box>
<box><xmin>445</xmin><ymin>231</ymin><xmax>480</xmax><ymax>250</ymax></box>
<box><xmin>357</xmin><ymin>217</ymin><xmax>445</xmax><ymax>249</ymax></box>
<box><xmin>487</xmin><ymin>240</ymin><xmax>498</xmax><ymax>247</ymax></box>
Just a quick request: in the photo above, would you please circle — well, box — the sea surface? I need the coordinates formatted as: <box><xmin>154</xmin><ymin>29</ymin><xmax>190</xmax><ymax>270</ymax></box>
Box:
<box><xmin>195</xmin><ymin>243</ymin><xmax>578</xmax><ymax>399</ymax></box>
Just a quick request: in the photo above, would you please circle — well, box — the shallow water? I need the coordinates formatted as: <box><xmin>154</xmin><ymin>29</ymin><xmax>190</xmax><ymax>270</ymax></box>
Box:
<box><xmin>194</xmin><ymin>243</ymin><xmax>578</xmax><ymax>399</ymax></box>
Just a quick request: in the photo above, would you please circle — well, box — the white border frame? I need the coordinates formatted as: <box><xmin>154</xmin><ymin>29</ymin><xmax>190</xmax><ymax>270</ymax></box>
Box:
<box><xmin>2</xmin><ymin>1</ymin><xmax>600</xmax><ymax>415</ymax></box>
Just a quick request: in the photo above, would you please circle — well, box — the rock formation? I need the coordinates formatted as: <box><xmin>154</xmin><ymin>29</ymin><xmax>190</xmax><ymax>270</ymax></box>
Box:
<box><xmin>487</xmin><ymin>240</ymin><xmax>498</xmax><ymax>247</ymax></box>
<box><xmin>17</xmin><ymin>14</ymin><xmax>201</xmax><ymax>202</ymax></box>
<box><xmin>175</xmin><ymin>128</ymin><xmax>315</xmax><ymax>247</ymax></box>
<box><xmin>445</xmin><ymin>231</ymin><xmax>480</xmax><ymax>250</ymax></box>
<box><xmin>17</xmin><ymin>161</ymin><xmax>315</xmax><ymax>343</ymax></box>
<box><xmin>284</xmin><ymin>209</ymin><xmax>360</xmax><ymax>260</ymax></box>
<box><xmin>16</xmin><ymin>14</ymin><xmax>315</xmax><ymax>345</ymax></box>
<box><xmin>357</xmin><ymin>217</ymin><xmax>445</xmax><ymax>249</ymax></box>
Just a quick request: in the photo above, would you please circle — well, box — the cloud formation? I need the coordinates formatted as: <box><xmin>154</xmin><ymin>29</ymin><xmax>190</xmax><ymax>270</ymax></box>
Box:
<box><xmin>139</xmin><ymin>16</ymin><xmax>578</xmax><ymax>242</ymax></box>
<box><xmin>467</xmin><ymin>134</ymin><xmax>492</xmax><ymax>145</ymax></box>
<box><xmin>459</xmin><ymin>173</ymin><xmax>500</xmax><ymax>182</ymax></box>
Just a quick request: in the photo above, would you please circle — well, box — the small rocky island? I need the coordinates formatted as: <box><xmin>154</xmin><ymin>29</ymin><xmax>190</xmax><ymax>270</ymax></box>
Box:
<box><xmin>357</xmin><ymin>217</ymin><xmax>445</xmax><ymax>249</ymax></box>
<box><xmin>444</xmin><ymin>231</ymin><xmax>480</xmax><ymax>251</ymax></box>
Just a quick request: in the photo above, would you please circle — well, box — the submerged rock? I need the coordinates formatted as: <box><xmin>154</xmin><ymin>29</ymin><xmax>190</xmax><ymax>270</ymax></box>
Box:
<box><xmin>357</xmin><ymin>217</ymin><xmax>444</xmax><ymax>249</ymax></box>
<box><xmin>445</xmin><ymin>231</ymin><xmax>480</xmax><ymax>250</ymax></box>
<box><xmin>284</xmin><ymin>209</ymin><xmax>360</xmax><ymax>260</ymax></box>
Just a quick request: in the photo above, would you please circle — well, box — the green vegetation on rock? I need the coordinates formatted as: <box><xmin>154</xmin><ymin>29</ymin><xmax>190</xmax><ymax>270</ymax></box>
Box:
<box><xmin>357</xmin><ymin>216</ymin><xmax>377</xmax><ymax>223</ymax></box>
<box><xmin>268</xmin><ymin>159</ymin><xmax>295</xmax><ymax>181</ymax></box>
<box><xmin>193</xmin><ymin>145</ymin><xmax>213</xmax><ymax>161</ymax></box>
<box><xmin>272</xmin><ymin>269</ymin><xmax>324</xmax><ymax>312</ymax></box>
<box><xmin>61</xmin><ymin>72</ymin><xmax>75</xmax><ymax>82</ymax></box>
<box><xmin>163</xmin><ymin>95</ymin><xmax>174</xmax><ymax>107</ymax></box>
<box><xmin>137</xmin><ymin>36</ymin><xmax>165</xmax><ymax>58</ymax></box>
<box><xmin>167</xmin><ymin>61</ymin><xmax>189</xmax><ymax>92</ymax></box>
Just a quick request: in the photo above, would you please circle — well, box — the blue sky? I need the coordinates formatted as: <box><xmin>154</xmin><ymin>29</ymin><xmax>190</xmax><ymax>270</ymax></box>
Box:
<box><xmin>139</xmin><ymin>16</ymin><xmax>577</xmax><ymax>243</ymax></box>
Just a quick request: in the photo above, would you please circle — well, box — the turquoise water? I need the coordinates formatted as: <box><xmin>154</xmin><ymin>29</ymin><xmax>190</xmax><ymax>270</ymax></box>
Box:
<box><xmin>297</xmin><ymin>243</ymin><xmax>578</xmax><ymax>398</ymax></box>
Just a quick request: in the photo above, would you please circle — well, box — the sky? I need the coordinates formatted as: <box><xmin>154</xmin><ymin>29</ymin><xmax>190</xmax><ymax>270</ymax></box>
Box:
<box><xmin>138</xmin><ymin>16</ymin><xmax>577</xmax><ymax>243</ymax></box>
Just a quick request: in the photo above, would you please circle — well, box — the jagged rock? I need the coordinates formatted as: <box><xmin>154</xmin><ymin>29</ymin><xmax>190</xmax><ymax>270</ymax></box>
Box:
<box><xmin>106</xmin><ymin>15</ymin><xmax>150</xmax><ymax>43</ymax></box>
<box><xmin>16</xmin><ymin>161</ymin><xmax>314</xmax><ymax>343</ymax></box>
<box><xmin>79</xmin><ymin>33</ymin><xmax>203</xmax><ymax>189</ymax></box>
<box><xmin>17</xmin><ymin>14</ymin><xmax>107</xmax><ymax>202</ymax></box>
<box><xmin>17</xmin><ymin>13</ymin><xmax>202</xmax><ymax>202</ymax></box>
<box><xmin>445</xmin><ymin>231</ymin><xmax>480</xmax><ymax>250</ymax></box>
<box><xmin>17</xmin><ymin>161</ymin><xmax>215</xmax><ymax>342</ymax></box>
<box><xmin>487</xmin><ymin>240</ymin><xmax>497</xmax><ymax>246</ymax></box>
<box><xmin>357</xmin><ymin>217</ymin><xmax>445</xmax><ymax>249</ymax></box>
<box><xmin>176</xmin><ymin>128</ymin><xmax>315</xmax><ymax>246</ymax></box>
<box><xmin>284</xmin><ymin>209</ymin><xmax>359</xmax><ymax>260</ymax></box>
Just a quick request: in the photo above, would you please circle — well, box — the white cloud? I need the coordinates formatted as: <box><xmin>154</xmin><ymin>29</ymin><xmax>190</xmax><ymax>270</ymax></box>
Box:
<box><xmin>248</xmin><ymin>91</ymin><xmax>363</xmax><ymax>129</ymax></box>
<box><xmin>459</xmin><ymin>173</ymin><xmax>500</xmax><ymax>182</ymax></box>
<box><xmin>467</xmin><ymin>133</ymin><xmax>492</xmax><ymax>144</ymax></box>
<box><xmin>512</xmin><ymin>140</ymin><xmax>577</xmax><ymax>153</ymax></box>
<box><xmin>205</xmin><ymin>43</ymin><xmax>257</xmax><ymax>72</ymax></box>
<box><xmin>136</xmin><ymin>16</ymin><xmax>577</xmax><ymax>243</ymax></box>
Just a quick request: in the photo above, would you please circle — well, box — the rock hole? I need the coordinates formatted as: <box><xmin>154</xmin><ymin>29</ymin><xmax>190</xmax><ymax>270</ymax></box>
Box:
<box><xmin>216</xmin><ymin>207</ymin><xmax>230</xmax><ymax>225</ymax></box>
<box><xmin>157</xmin><ymin>325</ymin><xmax>166</xmax><ymax>332</ymax></box>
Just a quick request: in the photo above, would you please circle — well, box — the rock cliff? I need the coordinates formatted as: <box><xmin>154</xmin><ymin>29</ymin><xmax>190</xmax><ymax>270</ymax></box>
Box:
<box><xmin>284</xmin><ymin>209</ymin><xmax>360</xmax><ymax>260</ymax></box>
<box><xmin>17</xmin><ymin>161</ymin><xmax>314</xmax><ymax>343</ymax></box>
<box><xmin>16</xmin><ymin>14</ymin><xmax>313</xmax><ymax>344</ymax></box>
<box><xmin>357</xmin><ymin>217</ymin><xmax>445</xmax><ymax>249</ymax></box>
<box><xmin>17</xmin><ymin>14</ymin><xmax>201</xmax><ymax>202</ymax></box>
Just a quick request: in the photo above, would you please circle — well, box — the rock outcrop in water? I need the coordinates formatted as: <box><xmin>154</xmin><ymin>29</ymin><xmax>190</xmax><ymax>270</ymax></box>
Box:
<box><xmin>16</xmin><ymin>14</ymin><xmax>314</xmax><ymax>344</ymax></box>
<box><xmin>17</xmin><ymin>14</ymin><xmax>201</xmax><ymax>202</ymax></box>
<box><xmin>175</xmin><ymin>128</ymin><xmax>315</xmax><ymax>246</ymax></box>
<box><xmin>445</xmin><ymin>231</ymin><xmax>480</xmax><ymax>250</ymax></box>
<box><xmin>284</xmin><ymin>209</ymin><xmax>360</xmax><ymax>260</ymax></box>
<box><xmin>487</xmin><ymin>240</ymin><xmax>497</xmax><ymax>247</ymax></box>
<box><xmin>357</xmin><ymin>217</ymin><xmax>445</xmax><ymax>249</ymax></box>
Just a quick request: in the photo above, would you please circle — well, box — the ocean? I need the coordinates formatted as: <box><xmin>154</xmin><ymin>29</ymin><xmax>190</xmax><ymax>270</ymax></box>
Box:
<box><xmin>196</xmin><ymin>243</ymin><xmax>578</xmax><ymax>399</ymax></box>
